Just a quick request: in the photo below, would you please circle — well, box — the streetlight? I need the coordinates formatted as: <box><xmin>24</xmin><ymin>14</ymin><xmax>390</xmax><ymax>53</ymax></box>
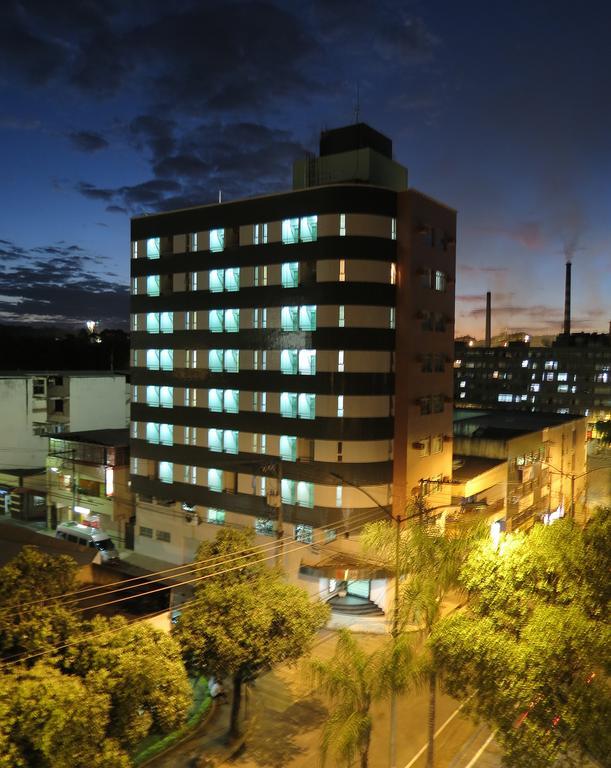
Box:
<box><xmin>330</xmin><ymin>472</ymin><xmax>451</xmax><ymax>768</ymax></box>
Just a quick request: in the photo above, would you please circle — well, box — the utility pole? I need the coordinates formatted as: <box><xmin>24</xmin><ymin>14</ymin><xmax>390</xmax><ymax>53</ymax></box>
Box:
<box><xmin>275</xmin><ymin>460</ymin><xmax>284</xmax><ymax>567</ymax></box>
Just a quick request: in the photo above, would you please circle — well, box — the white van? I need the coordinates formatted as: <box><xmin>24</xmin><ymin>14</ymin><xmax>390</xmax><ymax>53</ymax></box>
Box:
<box><xmin>55</xmin><ymin>522</ymin><xmax>119</xmax><ymax>563</ymax></box>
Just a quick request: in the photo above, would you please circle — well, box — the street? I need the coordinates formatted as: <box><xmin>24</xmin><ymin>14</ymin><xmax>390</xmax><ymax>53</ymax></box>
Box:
<box><xmin>230</xmin><ymin>631</ymin><xmax>502</xmax><ymax>768</ymax></box>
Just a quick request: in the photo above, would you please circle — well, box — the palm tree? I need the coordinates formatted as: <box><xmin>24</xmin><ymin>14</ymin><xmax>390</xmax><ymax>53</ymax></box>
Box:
<box><xmin>362</xmin><ymin>514</ymin><xmax>483</xmax><ymax>768</ymax></box>
<box><xmin>308</xmin><ymin>629</ymin><xmax>415</xmax><ymax>768</ymax></box>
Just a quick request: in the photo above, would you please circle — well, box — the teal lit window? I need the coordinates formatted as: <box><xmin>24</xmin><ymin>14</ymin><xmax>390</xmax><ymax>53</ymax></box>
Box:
<box><xmin>208</xmin><ymin>389</ymin><xmax>223</xmax><ymax>412</ymax></box>
<box><xmin>158</xmin><ymin>461</ymin><xmax>173</xmax><ymax>484</ymax></box>
<box><xmin>159</xmin><ymin>424</ymin><xmax>173</xmax><ymax>446</ymax></box>
<box><xmin>207</xmin><ymin>508</ymin><xmax>225</xmax><ymax>525</ymax></box>
<box><xmin>160</xmin><ymin>349</ymin><xmax>173</xmax><ymax>371</ymax></box>
<box><xmin>160</xmin><ymin>312</ymin><xmax>173</xmax><ymax>333</ymax></box>
<box><xmin>281</xmin><ymin>350</ymin><xmax>298</xmax><ymax>374</ymax></box>
<box><xmin>208</xmin><ymin>468</ymin><xmax>223</xmax><ymax>492</ymax></box>
<box><xmin>298</xmin><ymin>349</ymin><xmax>316</xmax><ymax>375</ymax></box>
<box><xmin>280</xmin><ymin>435</ymin><xmax>297</xmax><ymax>462</ymax></box>
<box><xmin>224</xmin><ymin>389</ymin><xmax>239</xmax><ymax>413</ymax></box>
<box><xmin>209</xmin><ymin>269</ymin><xmax>224</xmax><ymax>293</ymax></box>
<box><xmin>255</xmin><ymin>518</ymin><xmax>275</xmax><ymax>536</ymax></box>
<box><xmin>300</xmin><ymin>215</ymin><xmax>317</xmax><ymax>242</ymax></box>
<box><xmin>225</xmin><ymin>308</ymin><xmax>239</xmax><ymax>332</ymax></box>
<box><xmin>146</xmin><ymin>385</ymin><xmax>160</xmax><ymax>407</ymax></box>
<box><xmin>296</xmin><ymin>481</ymin><xmax>314</xmax><ymax>508</ymax></box>
<box><xmin>295</xmin><ymin>523</ymin><xmax>314</xmax><ymax>542</ymax></box>
<box><xmin>298</xmin><ymin>393</ymin><xmax>315</xmax><ymax>420</ymax></box>
<box><xmin>210</xmin><ymin>229</ymin><xmax>224</xmax><ymax>252</ymax></box>
<box><xmin>209</xmin><ymin>309</ymin><xmax>223</xmax><ymax>333</ymax></box>
<box><xmin>189</xmin><ymin>233</ymin><xmax>198</xmax><ymax>252</ymax></box>
<box><xmin>282</xmin><ymin>218</ymin><xmax>299</xmax><ymax>244</ymax></box>
<box><xmin>159</xmin><ymin>386</ymin><xmax>173</xmax><ymax>408</ymax></box>
<box><xmin>253</xmin><ymin>223</ymin><xmax>268</xmax><ymax>245</ymax></box>
<box><xmin>209</xmin><ymin>349</ymin><xmax>223</xmax><ymax>372</ymax></box>
<box><xmin>224</xmin><ymin>349</ymin><xmax>239</xmax><ymax>372</ymax></box>
<box><xmin>146</xmin><ymin>350</ymin><xmax>160</xmax><ymax>370</ymax></box>
<box><xmin>208</xmin><ymin>428</ymin><xmax>223</xmax><ymax>452</ymax></box>
<box><xmin>299</xmin><ymin>305</ymin><xmax>316</xmax><ymax>331</ymax></box>
<box><xmin>146</xmin><ymin>238</ymin><xmax>160</xmax><ymax>258</ymax></box>
<box><xmin>338</xmin><ymin>305</ymin><xmax>345</xmax><ymax>327</ymax></box>
<box><xmin>281</xmin><ymin>306</ymin><xmax>298</xmax><ymax>331</ymax></box>
<box><xmin>281</xmin><ymin>479</ymin><xmax>296</xmax><ymax>505</ymax></box>
<box><xmin>225</xmin><ymin>267</ymin><xmax>240</xmax><ymax>292</ymax></box>
<box><xmin>282</xmin><ymin>262</ymin><xmax>299</xmax><ymax>288</ymax></box>
<box><xmin>280</xmin><ymin>392</ymin><xmax>297</xmax><ymax>418</ymax></box>
<box><xmin>339</xmin><ymin>214</ymin><xmax>346</xmax><ymax>237</ymax></box>
<box><xmin>146</xmin><ymin>422</ymin><xmax>160</xmax><ymax>443</ymax></box>
<box><xmin>391</xmin><ymin>218</ymin><xmax>397</xmax><ymax>240</ymax></box>
<box><xmin>223</xmin><ymin>430</ymin><xmax>238</xmax><ymax>454</ymax></box>
<box><xmin>146</xmin><ymin>275</ymin><xmax>160</xmax><ymax>296</ymax></box>
<box><xmin>337</xmin><ymin>395</ymin><xmax>344</xmax><ymax>417</ymax></box>
<box><xmin>147</xmin><ymin>312</ymin><xmax>160</xmax><ymax>334</ymax></box>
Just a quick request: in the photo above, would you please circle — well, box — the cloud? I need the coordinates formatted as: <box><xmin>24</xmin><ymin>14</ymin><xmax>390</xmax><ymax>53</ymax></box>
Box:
<box><xmin>68</xmin><ymin>130</ymin><xmax>109</xmax><ymax>152</ymax></box>
<box><xmin>458</xmin><ymin>264</ymin><xmax>509</xmax><ymax>275</ymax></box>
<box><xmin>0</xmin><ymin>238</ymin><xmax>128</xmax><ymax>328</ymax></box>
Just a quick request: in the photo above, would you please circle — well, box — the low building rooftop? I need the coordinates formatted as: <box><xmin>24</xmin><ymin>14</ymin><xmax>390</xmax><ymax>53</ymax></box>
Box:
<box><xmin>452</xmin><ymin>456</ymin><xmax>505</xmax><ymax>482</ymax></box>
<box><xmin>454</xmin><ymin>408</ymin><xmax>584</xmax><ymax>440</ymax></box>
<box><xmin>49</xmin><ymin>428</ymin><xmax>129</xmax><ymax>447</ymax></box>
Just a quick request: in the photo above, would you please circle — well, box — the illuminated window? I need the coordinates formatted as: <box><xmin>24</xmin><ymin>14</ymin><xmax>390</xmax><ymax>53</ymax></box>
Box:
<box><xmin>280</xmin><ymin>435</ymin><xmax>297</xmax><ymax>461</ymax></box>
<box><xmin>209</xmin><ymin>388</ymin><xmax>223</xmax><ymax>412</ymax></box>
<box><xmin>281</xmin><ymin>478</ymin><xmax>296</xmax><ymax>504</ymax></box>
<box><xmin>209</xmin><ymin>228</ymin><xmax>224</xmax><ymax>252</ymax></box>
<box><xmin>209</xmin><ymin>309</ymin><xmax>223</xmax><ymax>333</ymax></box>
<box><xmin>390</xmin><ymin>262</ymin><xmax>396</xmax><ymax>284</ymax></box>
<box><xmin>391</xmin><ymin>218</ymin><xmax>397</xmax><ymax>240</ymax></box>
<box><xmin>147</xmin><ymin>313</ymin><xmax>160</xmax><ymax>334</ymax></box>
<box><xmin>299</xmin><ymin>305</ymin><xmax>316</xmax><ymax>331</ymax></box>
<box><xmin>208</xmin><ymin>468</ymin><xmax>223</xmax><ymax>492</ymax></box>
<box><xmin>158</xmin><ymin>461</ymin><xmax>173</xmax><ymax>484</ymax></box>
<box><xmin>558</xmin><ymin>384</ymin><xmax>569</xmax><ymax>393</ymax></box>
<box><xmin>389</xmin><ymin>307</ymin><xmax>395</xmax><ymax>329</ymax></box>
<box><xmin>160</xmin><ymin>349</ymin><xmax>173</xmax><ymax>371</ymax></box>
<box><xmin>146</xmin><ymin>237</ymin><xmax>160</xmax><ymax>259</ymax></box>
<box><xmin>281</xmin><ymin>306</ymin><xmax>298</xmax><ymax>331</ymax></box>
<box><xmin>295</xmin><ymin>523</ymin><xmax>314</xmax><ymax>542</ymax></box>
<box><xmin>209</xmin><ymin>349</ymin><xmax>223</xmax><ymax>372</ymax></box>
<box><xmin>522</xmin><ymin>360</ymin><xmax>529</xmax><ymax>368</ymax></box>
<box><xmin>339</xmin><ymin>213</ymin><xmax>346</xmax><ymax>236</ymax></box>
<box><xmin>339</xmin><ymin>259</ymin><xmax>346</xmax><ymax>281</ymax></box>
<box><xmin>224</xmin><ymin>389</ymin><xmax>239</xmax><ymax>414</ymax></box>
<box><xmin>146</xmin><ymin>275</ymin><xmax>160</xmax><ymax>296</ymax></box>
<box><xmin>336</xmin><ymin>486</ymin><xmax>343</xmax><ymax>507</ymax></box>
<box><xmin>558</xmin><ymin>372</ymin><xmax>568</xmax><ymax>382</ymax></box>
<box><xmin>189</xmin><ymin>232</ymin><xmax>198</xmax><ymax>252</ymax></box>
<box><xmin>225</xmin><ymin>267</ymin><xmax>239</xmax><ymax>292</ymax></box>
<box><xmin>498</xmin><ymin>393</ymin><xmax>513</xmax><ymax>402</ymax></box>
<box><xmin>131</xmin><ymin>277</ymin><xmax>138</xmax><ymax>295</ymax></box>
<box><xmin>256</xmin><ymin>518</ymin><xmax>275</xmax><ymax>536</ymax></box>
<box><xmin>281</xmin><ymin>392</ymin><xmax>298</xmax><ymax>418</ymax></box>
<box><xmin>209</xmin><ymin>269</ymin><xmax>224</xmax><ymax>292</ymax></box>
<box><xmin>299</xmin><ymin>215</ymin><xmax>318</xmax><ymax>242</ymax></box>
<box><xmin>160</xmin><ymin>312</ymin><xmax>173</xmax><ymax>333</ymax></box>
<box><xmin>337</xmin><ymin>395</ymin><xmax>344</xmax><ymax>417</ymax></box>
<box><xmin>338</xmin><ymin>350</ymin><xmax>345</xmax><ymax>372</ymax></box>
<box><xmin>188</xmin><ymin>272</ymin><xmax>198</xmax><ymax>291</ymax></box>
<box><xmin>207</xmin><ymin>508</ymin><xmax>225</xmax><ymax>525</ymax></box>
<box><xmin>160</xmin><ymin>386</ymin><xmax>173</xmax><ymax>408</ymax></box>
<box><xmin>281</xmin><ymin>349</ymin><xmax>298</xmax><ymax>375</ymax></box>
<box><xmin>146</xmin><ymin>422</ymin><xmax>160</xmax><ymax>443</ymax></box>
<box><xmin>224</xmin><ymin>349</ymin><xmax>239</xmax><ymax>373</ymax></box>
<box><xmin>282</xmin><ymin>218</ymin><xmax>300</xmax><ymax>244</ymax></box>
<box><xmin>296</xmin><ymin>481</ymin><xmax>314</xmax><ymax>508</ymax></box>
<box><xmin>338</xmin><ymin>305</ymin><xmax>345</xmax><ymax>327</ymax></box>
<box><xmin>225</xmin><ymin>308</ymin><xmax>240</xmax><ymax>332</ymax></box>
<box><xmin>298</xmin><ymin>349</ymin><xmax>316</xmax><ymax>375</ymax></box>
<box><xmin>434</xmin><ymin>270</ymin><xmax>446</xmax><ymax>291</ymax></box>
<box><xmin>298</xmin><ymin>393</ymin><xmax>315</xmax><ymax>420</ymax></box>
<box><xmin>223</xmin><ymin>430</ymin><xmax>238</xmax><ymax>454</ymax></box>
<box><xmin>159</xmin><ymin>423</ymin><xmax>173</xmax><ymax>446</ymax></box>
<box><xmin>282</xmin><ymin>262</ymin><xmax>299</xmax><ymax>288</ymax></box>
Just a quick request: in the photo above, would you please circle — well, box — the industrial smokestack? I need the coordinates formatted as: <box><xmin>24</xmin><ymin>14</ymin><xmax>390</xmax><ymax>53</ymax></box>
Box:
<box><xmin>485</xmin><ymin>291</ymin><xmax>492</xmax><ymax>346</ymax></box>
<box><xmin>564</xmin><ymin>261</ymin><xmax>572</xmax><ymax>336</ymax></box>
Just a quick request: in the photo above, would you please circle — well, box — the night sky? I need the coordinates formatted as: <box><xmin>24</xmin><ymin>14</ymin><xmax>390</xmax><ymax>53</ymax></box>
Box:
<box><xmin>2</xmin><ymin>0</ymin><xmax>610</xmax><ymax>337</ymax></box>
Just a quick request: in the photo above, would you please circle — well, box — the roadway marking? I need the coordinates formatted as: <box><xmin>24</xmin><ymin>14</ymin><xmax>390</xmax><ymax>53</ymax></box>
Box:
<box><xmin>402</xmin><ymin>702</ymin><xmax>466</xmax><ymax>768</ymax></box>
<box><xmin>463</xmin><ymin>732</ymin><xmax>496</xmax><ymax>768</ymax></box>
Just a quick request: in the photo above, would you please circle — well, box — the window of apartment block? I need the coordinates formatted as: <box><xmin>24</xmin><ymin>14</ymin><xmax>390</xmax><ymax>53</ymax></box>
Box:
<box><xmin>187</xmin><ymin>272</ymin><xmax>198</xmax><ymax>291</ymax></box>
<box><xmin>130</xmin><ymin>457</ymin><xmax>139</xmax><ymax>475</ymax></box>
<box><xmin>296</xmin><ymin>481</ymin><xmax>314</xmax><ymax>508</ymax></box>
<box><xmin>295</xmin><ymin>523</ymin><xmax>314</xmax><ymax>543</ymax></box>
<box><xmin>223</xmin><ymin>430</ymin><xmax>238</xmax><ymax>454</ymax></box>
<box><xmin>159</xmin><ymin>423</ymin><xmax>173</xmax><ymax>446</ymax></box>
<box><xmin>338</xmin><ymin>350</ymin><xmax>345</xmax><ymax>372</ymax></box>
<box><xmin>280</xmin><ymin>435</ymin><xmax>297</xmax><ymax>462</ymax></box>
<box><xmin>339</xmin><ymin>259</ymin><xmax>346</xmax><ymax>281</ymax></box>
<box><xmin>209</xmin><ymin>228</ymin><xmax>224</xmax><ymax>252</ymax></box>
<box><xmin>140</xmin><ymin>526</ymin><xmax>153</xmax><ymax>538</ymax></box>
<box><xmin>131</xmin><ymin>277</ymin><xmax>139</xmax><ymax>295</ymax></box>
<box><xmin>146</xmin><ymin>238</ymin><xmax>160</xmax><ymax>259</ymax></box>
<box><xmin>335</xmin><ymin>486</ymin><xmax>343</xmax><ymax>507</ymax></box>
<box><xmin>338</xmin><ymin>305</ymin><xmax>345</xmax><ymax>327</ymax></box>
<box><xmin>298</xmin><ymin>393</ymin><xmax>315</xmax><ymax>419</ymax></box>
<box><xmin>256</xmin><ymin>517</ymin><xmax>275</xmax><ymax>536</ymax></box>
<box><xmin>146</xmin><ymin>275</ymin><xmax>160</xmax><ymax>296</ymax></box>
<box><xmin>225</xmin><ymin>267</ymin><xmax>239</xmax><ymax>292</ymax></box>
<box><xmin>299</xmin><ymin>215</ymin><xmax>318</xmax><ymax>242</ymax></box>
<box><xmin>299</xmin><ymin>305</ymin><xmax>316</xmax><ymax>331</ymax></box>
<box><xmin>281</xmin><ymin>306</ymin><xmax>298</xmax><ymax>331</ymax></box>
<box><xmin>337</xmin><ymin>395</ymin><xmax>344</xmax><ymax>417</ymax></box>
<box><xmin>420</xmin><ymin>397</ymin><xmax>431</xmax><ymax>416</ymax></box>
<box><xmin>389</xmin><ymin>307</ymin><xmax>396</xmax><ymax>329</ymax></box>
<box><xmin>281</xmin><ymin>349</ymin><xmax>298</xmax><ymax>374</ymax></box>
<box><xmin>156</xmin><ymin>529</ymin><xmax>171</xmax><ymax>542</ymax></box>
<box><xmin>224</xmin><ymin>389</ymin><xmax>239</xmax><ymax>413</ymax></box>
<box><xmin>281</xmin><ymin>392</ymin><xmax>298</xmax><ymax>418</ymax></box>
<box><xmin>420</xmin><ymin>437</ymin><xmax>431</xmax><ymax>457</ymax></box>
<box><xmin>189</xmin><ymin>232</ymin><xmax>198</xmax><ymax>252</ymax></box>
<box><xmin>434</xmin><ymin>270</ymin><xmax>446</xmax><ymax>292</ymax></box>
<box><xmin>431</xmin><ymin>435</ymin><xmax>443</xmax><ymax>454</ymax></box>
<box><xmin>282</xmin><ymin>218</ymin><xmax>300</xmax><ymax>244</ymax></box>
<box><xmin>432</xmin><ymin>394</ymin><xmax>444</xmax><ymax>413</ymax></box>
<box><xmin>339</xmin><ymin>213</ymin><xmax>346</xmax><ymax>236</ymax></box>
<box><xmin>281</xmin><ymin>478</ymin><xmax>296</xmax><ymax>505</ymax></box>
<box><xmin>209</xmin><ymin>269</ymin><xmax>224</xmax><ymax>292</ymax></box>
<box><xmin>282</xmin><ymin>262</ymin><xmax>299</xmax><ymax>288</ymax></box>
<box><xmin>224</xmin><ymin>349</ymin><xmax>239</xmax><ymax>372</ymax></box>
<box><xmin>208</xmin><ymin>508</ymin><xmax>225</xmax><ymax>525</ymax></box>
<box><xmin>298</xmin><ymin>349</ymin><xmax>316</xmax><ymax>375</ymax></box>
<box><xmin>158</xmin><ymin>461</ymin><xmax>173</xmax><ymax>483</ymax></box>
<box><xmin>208</xmin><ymin>468</ymin><xmax>223</xmax><ymax>492</ymax></box>
<box><xmin>391</xmin><ymin>218</ymin><xmax>397</xmax><ymax>240</ymax></box>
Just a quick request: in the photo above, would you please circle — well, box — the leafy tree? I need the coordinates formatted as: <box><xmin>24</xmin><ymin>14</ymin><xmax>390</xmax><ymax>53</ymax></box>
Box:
<box><xmin>594</xmin><ymin>420</ymin><xmax>611</xmax><ymax>446</ymax></box>
<box><xmin>308</xmin><ymin>629</ymin><xmax>415</xmax><ymax>768</ymax></box>
<box><xmin>431</xmin><ymin>513</ymin><xmax>611</xmax><ymax>768</ymax></box>
<box><xmin>0</xmin><ymin>663</ymin><xmax>130</xmax><ymax>767</ymax></box>
<box><xmin>173</xmin><ymin>528</ymin><xmax>330</xmax><ymax>739</ymax></box>
<box><xmin>362</xmin><ymin>517</ymin><xmax>482</xmax><ymax>768</ymax></box>
<box><xmin>62</xmin><ymin>615</ymin><xmax>192</xmax><ymax>746</ymax></box>
<box><xmin>0</xmin><ymin>546</ymin><xmax>82</xmax><ymax>662</ymax></box>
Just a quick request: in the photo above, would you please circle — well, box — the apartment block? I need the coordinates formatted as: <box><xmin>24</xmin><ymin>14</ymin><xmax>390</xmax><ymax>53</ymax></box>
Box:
<box><xmin>129</xmin><ymin>123</ymin><xmax>456</xmax><ymax>603</ymax></box>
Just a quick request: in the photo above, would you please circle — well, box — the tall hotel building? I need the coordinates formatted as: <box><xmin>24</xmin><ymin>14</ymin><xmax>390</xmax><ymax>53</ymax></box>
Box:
<box><xmin>130</xmin><ymin>124</ymin><xmax>456</xmax><ymax>599</ymax></box>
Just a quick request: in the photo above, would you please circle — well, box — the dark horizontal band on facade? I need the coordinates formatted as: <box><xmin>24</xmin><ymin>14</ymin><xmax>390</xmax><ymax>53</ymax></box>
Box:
<box><xmin>131</xmin><ymin>479</ymin><xmax>388</xmax><ymax>529</ymax></box>
<box><xmin>131</xmin><ymin>236</ymin><xmax>397</xmax><ymax>277</ymax></box>
<box><xmin>131</xmin><ymin>405</ymin><xmax>394</xmax><ymax>440</ymax></box>
<box><xmin>130</xmin><ymin>281</ymin><xmax>396</xmax><ymax>314</ymax></box>
<box><xmin>131</xmin><ymin>327</ymin><xmax>396</xmax><ymax>352</ymax></box>
<box><xmin>131</xmin><ymin>439</ymin><xmax>393</xmax><ymax>485</ymax></box>
<box><xmin>130</xmin><ymin>369</ymin><xmax>395</xmax><ymax>396</ymax></box>
<box><xmin>131</xmin><ymin>185</ymin><xmax>398</xmax><ymax>241</ymax></box>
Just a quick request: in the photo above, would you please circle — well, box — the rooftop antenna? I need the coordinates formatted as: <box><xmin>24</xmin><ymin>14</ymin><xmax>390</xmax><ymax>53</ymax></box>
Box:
<box><xmin>354</xmin><ymin>82</ymin><xmax>360</xmax><ymax>124</ymax></box>
<box><xmin>218</xmin><ymin>189</ymin><xmax>222</xmax><ymax>203</ymax></box>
